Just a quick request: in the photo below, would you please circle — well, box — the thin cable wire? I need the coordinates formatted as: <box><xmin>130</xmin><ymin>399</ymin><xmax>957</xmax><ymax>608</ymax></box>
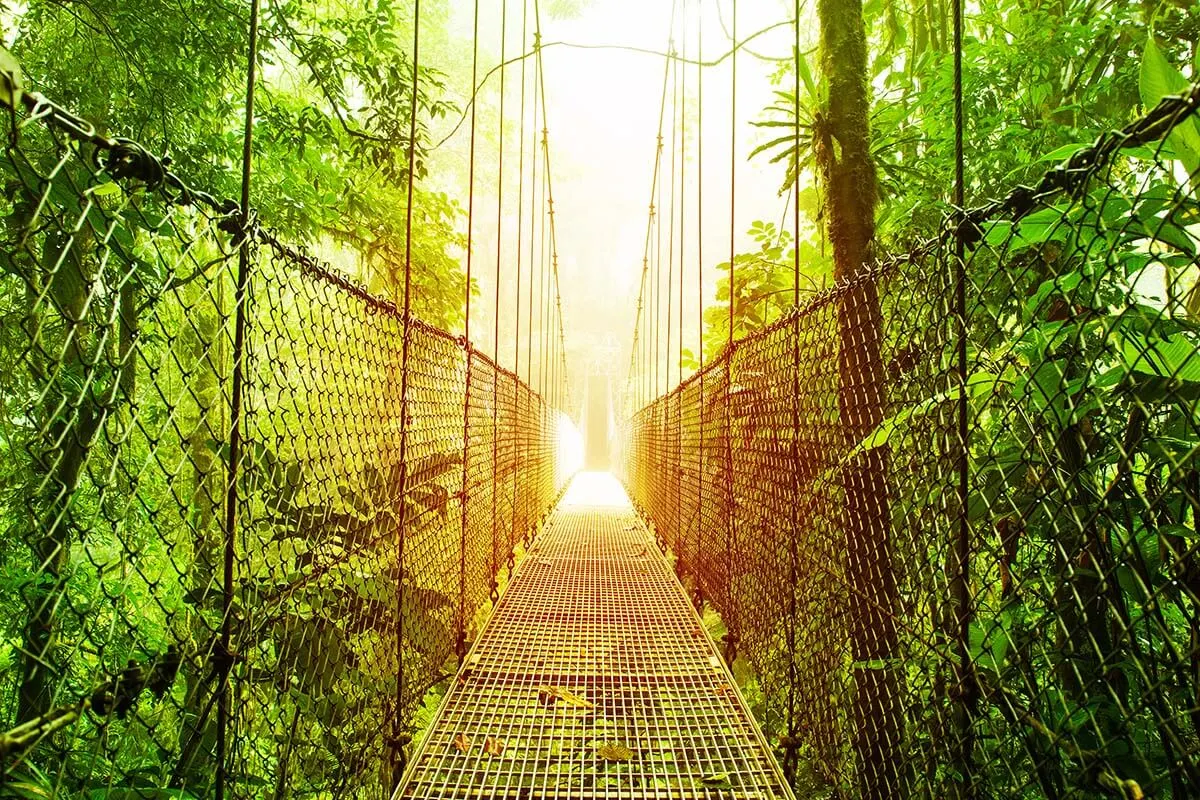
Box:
<box><xmin>666</xmin><ymin>32</ymin><xmax>677</xmax><ymax>402</ymax></box>
<box><xmin>952</xmin><ymin>0</ymin><xmax>977</xmax><ymax>792</ymax></box>
<box><xmin>455</xmin><ymin>0</ymin><xmax>481</xmax><ymax>660</ymax></box>
<box><xmin>217</xmin><ymin>0</ymin><xmax>260</xmax><ymax>794</ymax></box>
<box><xmin>393</xmin><ymin>0</ymin><xmax>421</xmax><ymax>785</ymax></box>
<box><xmin>433</xmin><ymin>21</ymin><xmax>797</xmax><ymax>151</ymax></box>
<box><xmin>694</xmin><ymin>1</ymin><xmax>704</xmax><ymax>606</ymax></box>
<box><xmin>627</xmin><ymin>3</ymin><xmax>677</xmax><ymax>412</ymax></box>
<box><xmin>676</xmin><ymin>0</ymin><xmax>687</xmax><ymax>573</ymax></box>
<box><xmin>723</xmin><ymin>0</ymin><xmax>737</xmax><ymax>661</ymax></box>
<box><xmin>527</xmin><ymin>36</ymin><xmax>538</xmax><ymax>392</ymax></box>
<box><xmin>530</xmin><ymin>7</ymin><xmax>569</xmax><ymax>412</ymax></box>
<box><xmin>785</xmin><ymin>0</ymin><xmax>802</xmax><ymax>772</ymax></box>
<box><xmin>490</xmin><ymin>0</ymin><xmax>508</xmax><ymax>595</ymax></box>
<box><xmin>511</xmin><ymin>0</ymin><xmax>528</xmax><ymax>554</ymax></box>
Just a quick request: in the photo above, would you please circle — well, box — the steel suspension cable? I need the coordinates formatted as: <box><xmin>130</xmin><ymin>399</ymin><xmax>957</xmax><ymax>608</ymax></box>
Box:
<box><xmin>539</xmin><ymin>138</ymin><xmax>549</xmax><ymax>401</ymax></box>
<box><xmin>530</xmin><ymin>7</ymin><xmax>569</xmax><ymax>414</ymax></box>
<box><xmin>512</xmin><ymin>0</ymin><xmax>528</xmax><ymax>557</ymax></box>
<box><xmin>491</xmin><ymin>0</ymin><xmax>508</xmax><ymax>598</ymax></box>
<box><xmin>217</xmin><ymin>0</ymin><xmax>260</xmax><ymax>795</ymax></box>
<box><xmin>526</xmin><ymin>37</ymin><xmax>539</xmax><ymax>516</ymax></box>
<box><xmin>655</xmin><ymin>113</ymin><xmax>665</xmax><ymax>400</ymax></box>
<box><xmin>723</xmin><ymin>0</ymin><xmax>737</xmax><ymax>663</ymax></box>
<box><xmin>952</xmin><ymin>0</ymin><xmax>977</xmax><ymax>791</ymax></box>
<box><xmin>693</xmin><ymin>2</ymin><xmax>704</xmax><ymax>607</ymax></box>
<box><xmin>666</xmin><ymin>33</ymin><xmax>678</xmax><ymax>403</ymax></box>
<box><xmin>676</xmin><ymin>0</ymin><xmax>687</xmax><ymax>571</ymax></box>
<box><xmin>393</xmin><ymin>0</ymin><xmax>422</xmax><ymax>786</ymax></box>
<box><xmin>627</xmin><ymin>0</ymin><xmax>677</xmax><ymax>411</ymax></box>
<box><xmin>784</xmin><ymin>0</ymin><xmax>801</xmax><ymax>776</ymax></box>
<box><xmin>527</xmin><ymin>38</ymin><xmax>538</xmax><ymax>393</ymax></box>
<box><xmin>664</xmin><ymin>21</ymin><xmax>679</xmax><ymax>553</ymax></box>
<box><xmin>456</xmin><ymin>0</ymin><xmax>481</xmax><ymax>661</ymax></box>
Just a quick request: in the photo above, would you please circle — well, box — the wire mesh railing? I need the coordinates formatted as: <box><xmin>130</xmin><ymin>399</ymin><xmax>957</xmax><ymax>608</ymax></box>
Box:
<box><xmin>622</xmin><ymin>85</ymin><xmax>1200</xmax><ymax>799</ymax></box>
<box><xmin>0</xmin><ymin>87</ymin><xmax>566</xmax><ymax>797</ymax></box>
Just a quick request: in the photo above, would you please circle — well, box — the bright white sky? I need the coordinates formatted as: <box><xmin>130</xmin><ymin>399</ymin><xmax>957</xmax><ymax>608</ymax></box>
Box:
<box><xmin>427</xmin><ymin>0</ymin><xmax>809</xmax><ymax>409</ymax></box>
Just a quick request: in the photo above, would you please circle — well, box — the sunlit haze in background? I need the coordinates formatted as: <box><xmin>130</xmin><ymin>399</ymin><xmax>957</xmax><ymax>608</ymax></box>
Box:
<box><xmin>425</xmin><ymin>0</ymin><xmax>805</xmax><ymax>415</ymax></box>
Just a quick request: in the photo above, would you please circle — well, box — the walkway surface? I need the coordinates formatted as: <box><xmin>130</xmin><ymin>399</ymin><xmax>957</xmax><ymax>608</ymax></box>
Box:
<box><xmin>395</xmin><ymin>472</ymin><xmax>793</xmax><ymax>799</ymax></box>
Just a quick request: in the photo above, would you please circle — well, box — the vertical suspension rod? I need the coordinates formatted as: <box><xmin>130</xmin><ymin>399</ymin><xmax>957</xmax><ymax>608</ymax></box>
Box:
<box><xmin>217</xmin><ymin>0</ymin><xmax>260</xmax><ymax>795</ymax></box>
<box><xmin>390</xmin><ymin>0</ymin><xmax>422</xmax><ymax>787</ymax></box>
<box><xmin>456</xmin><ymin>0</ymin><xmax>482</xmax><ymax>660</ymax></box>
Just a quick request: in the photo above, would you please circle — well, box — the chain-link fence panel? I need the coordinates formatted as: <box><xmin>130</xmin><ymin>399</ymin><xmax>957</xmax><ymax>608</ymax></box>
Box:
<box><xmin>0</xmin><ymin>88</ymin><xmax>567</xmax><ymax>798</ymax></box>
<box><xmin>623</xmin><ymin>87</ymin><xmax>1200</xmax><ymax>799</ymax></box>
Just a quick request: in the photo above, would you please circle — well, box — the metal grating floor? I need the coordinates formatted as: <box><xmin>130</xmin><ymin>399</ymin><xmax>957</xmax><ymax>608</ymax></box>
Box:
<box><xmin>394</xmin><ymin>473</ymin><xmax>794</xmax><ymax>799</ymax></box>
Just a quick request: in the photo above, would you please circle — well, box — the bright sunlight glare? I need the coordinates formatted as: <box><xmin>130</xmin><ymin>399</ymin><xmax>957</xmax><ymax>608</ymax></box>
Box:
<box><xmin>555</xmin><ymin>414</ymin><xmax>585</xmax><ymax>483</ymax></box>
<box><xmin>560</xmin><ymin>471</ymin><xmax>629</xmax><ymax>509</ymax></box>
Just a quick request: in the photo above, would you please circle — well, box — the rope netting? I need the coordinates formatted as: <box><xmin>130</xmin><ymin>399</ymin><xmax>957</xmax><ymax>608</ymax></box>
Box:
<box><xmin>0</xmin><ymin>86</ymin><xmax>566</xmax><ymax>796</ymax></box>
<box><xmin>621</xmin><ymin>87</ymin><xmax>1200</xmax><ymax>798</ymax></box>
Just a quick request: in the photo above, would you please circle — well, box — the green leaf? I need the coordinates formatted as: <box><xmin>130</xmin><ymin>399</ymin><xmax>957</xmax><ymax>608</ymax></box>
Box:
<box><xmin>701</xmin><ymin>772</ymin><xmax>732</xmax><ymax>786</ymax></box>
<box><xmin>0</xmin><ymin>45</ymin><xmax>22</xmax><ymax>110</ymax></box>
<box><xmin>969</xmin><ymin>610</ymin><xmax>1013</xmax><ymax>674</ymax></box>
<box><xmin>1026</xmin><ymin>272</ymin><xmax>1083</xmax><ymax>318</ymax></box>
<box><xmin>1037</xmin><ymin>142</ymin><xmax>1090</xmax><ymax>163</ymax></box>
<box><xmin>1116</xmin><ymin>330</ymin><xmax>1200</xmax><ymax>382</ymax></box>
<box><xmin>1159</xmin><ymin>524</ymin><xmax>1200</xmax><ymax>540</ymax></box>
<box><xmin>851</xmin><ymin>373</ymin><xmax>997</xmax><ymax>454</ymax></box>
<box><xmin>983</xmin><ymin>207</ymin><xmax>1072</xmax><ymax>249</ymax></box>
<box><xmin>1139</xmin><ymin>37</ymin><xmax>1200</xmax><ymax>176</ymax></box>
<box><xmin>91</xmin><ymin>181</ymin><xmax>124</xmax><ymax>198</ymax></box>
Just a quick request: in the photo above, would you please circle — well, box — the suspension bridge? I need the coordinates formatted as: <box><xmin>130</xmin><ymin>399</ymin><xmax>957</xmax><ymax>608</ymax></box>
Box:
<box><xmin>2</xmin><ymin>0</ymin><xmax>1200</xmax><ymax>798</ymax></box>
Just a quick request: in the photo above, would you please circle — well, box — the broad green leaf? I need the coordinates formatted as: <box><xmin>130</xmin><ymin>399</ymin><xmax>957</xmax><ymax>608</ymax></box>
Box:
<box><xmin>984</xmin><ymin>207</ymin><xmax>1072</xmax><ymax>249</ymax></box>
<box><xmin>851</xmin><ymin>374</ymin><xmax>997</xmax><ymax>454</ymax></box>
<box><xmin>1026</xmin><ymin>272</ymin><xmax>1083</xmax><ymax>318</ymax></box>
<box><xmin>91</xmin><ymin>181</ymin><xmax>123</xmax><ymax>198</ymax></box>
<box><xmin>1037</xmin><ymin>142</ymin><xmax>1090</xmax><ymax>163</ymax></box>
<box><xmin>1160</xmin><ymin>524</ymin><xmax>1200</xmax><ymax>540</ymax></box>
<box><xmin>969</xmin><ymin>612</ymin><xmax>1012</xmax><ymax>674</ymax></box>
<box><xmin>1117</xmin><ymin>330</ymin><xmax>1200</xmax><ymax>382</ymax></box>
<box><xmin>0</xmin><ymin>45</ymin><xmax>22</xmax><ymax>109</ymax></box>
<box><xmin>1139</xmin><ymin>37</ymin><xmax>1200</xmax><ymax>177</ymax></box>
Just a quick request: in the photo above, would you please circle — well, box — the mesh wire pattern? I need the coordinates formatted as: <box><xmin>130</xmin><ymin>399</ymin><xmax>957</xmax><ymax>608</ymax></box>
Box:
<box><xmin>0</xmin><ymin>92</ymin><xmax>566</xmax><ymax>796</ymax></box>
<box><xmin>622</xmin><ymin>90</ymin><xmax>1200</xmax><ymax>798</ymax></box>
<box><xmin>395</xmin><ymin>473</ymin><xmax>794</xmax><ymax>800</ymax></box>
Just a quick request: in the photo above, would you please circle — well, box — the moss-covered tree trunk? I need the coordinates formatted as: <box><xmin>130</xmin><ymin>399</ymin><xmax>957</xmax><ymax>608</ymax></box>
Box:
<box><xmin>815</xmin><ymin>0</ymin><xmax>906</xmax><ymax>796</ymax></box>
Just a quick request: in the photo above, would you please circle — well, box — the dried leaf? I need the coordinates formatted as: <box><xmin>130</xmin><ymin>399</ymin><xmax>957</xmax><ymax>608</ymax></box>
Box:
<box><xmin>597</xmin><ymin>743</ymin><xmax>634</xmax><ymax>762</ymax></box>
<box><xmin>453</xmin><ymin>732</ymin><xmax>471</xmax><ymax>753</ymax></box>
<box><xmin>716</xmin><ymin>683</ymin><xmax>732</xmax><ymax>695</ymax></box>
<box><xmin>484</xmin><ymin>736</ymin><xmax>506</xmax><ymax>756</ymax></box>
<box><xmin>538</xmin><ymin>685</ymin><xmax>595</xmax><ymax>709</ymax></box>
<box><xmin>701</xmin><ymin>771</ymin><xmax>731</xmax><ymax>786</ymax></box>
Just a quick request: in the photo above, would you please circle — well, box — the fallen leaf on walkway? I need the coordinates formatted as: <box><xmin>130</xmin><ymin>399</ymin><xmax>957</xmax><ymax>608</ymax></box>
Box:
<box><xmin>701</xmin><ymin>772</ymin><xmax>731</xmax><ymax>786</ymax></box>
<box><xmin>597</xmin><ymin>743</ymin><xmax>634</xmax><ymax>762</ymax></box>
<box><xmin>538</xmin><ymin>685</ymin><xmax>595</xmax><ymax>709</ymax></box>
<box><xmin>453</xmin><ymin>732</ymin><xmax>471</xmax><ymax>753</ymax></box>
<box><xmin>716</xmin><ymin>683</ymin><xmax>732</xmax><ymax>695</ymax></box>
<box><xmin>484</xmin><ymin>736</ymin><xmax>506</xmax><ymax>756</ymax></box>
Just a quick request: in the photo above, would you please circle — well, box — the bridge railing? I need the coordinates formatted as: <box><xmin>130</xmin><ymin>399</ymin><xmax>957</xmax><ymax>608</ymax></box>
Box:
<box><xmin>0</xmin><ymin>87</ymin><xmax>565</xmax><ymax>795</ymax></box>
<box><xmin>623</xmin><ymin>86</ymin><xmax>1200</xmax><ymax>798</ymax></box>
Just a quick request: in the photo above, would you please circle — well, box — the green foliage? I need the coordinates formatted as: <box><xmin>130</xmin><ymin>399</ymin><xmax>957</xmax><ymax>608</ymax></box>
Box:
<box><xmin>700</xmin><ymin>219</ymin><xmax>830</xmax><ymax>362</ymax></box>
<box><xmin>680</xmin><ymin>3</ymin><xmax>1200</xmax><ymax>797</ymax></box>
<box><xmin>5</xmin><ymin>0</ymin><xmax>471</xmax><ymax>329</ymax></box>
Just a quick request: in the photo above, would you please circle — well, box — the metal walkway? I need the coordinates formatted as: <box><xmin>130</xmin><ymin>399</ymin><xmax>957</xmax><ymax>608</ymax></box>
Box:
<box><xmin>395</xmin><ymin>473</ymin><xmax>793</xmax><ymax>799</ymax></box>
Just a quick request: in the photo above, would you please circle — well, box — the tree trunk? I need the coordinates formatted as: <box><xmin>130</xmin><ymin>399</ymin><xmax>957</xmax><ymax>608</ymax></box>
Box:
<box><xmin>18</xmin><ymin>226</ymin><xmax>99</xmax><ymax>724</ymax></box>
<box><xmin>815</xmin><ymin>0</ymin><xmax>906</xmax><ymax>796</ymax></box>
